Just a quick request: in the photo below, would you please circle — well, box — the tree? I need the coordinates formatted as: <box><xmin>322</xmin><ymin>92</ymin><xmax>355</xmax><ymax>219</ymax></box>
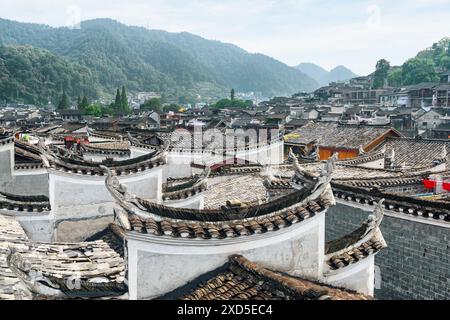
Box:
<box><xmin>164</xmin><ymin>104</ymin><xmax>180</xmax><ymax>112</ymax></box>
<box><xmin>80</xmin><ymin>96</ymin><xmax>89</xmax><ymax>109</ymax></box>
<box><xmin>82</xmin><ymin>103</ymin><xmax>103</xmax><ymax>117</ymax></box>
<box><xmin>114</xmin><ymin>88</ymin><xmax>121</xmax><ymax>109</ymax></box>
<box><xmin>440</xmin><ymin>56</ymin><xmax>450</xmax><ymax>70</ymax></box>
<box><xmin>57</xmin><ymin>91</ymin><xmax>70</xmax><ymax>110</ymax></box>
<box><xmin>141</xmin><ymin>98</ymin><xmax>162</xmax><ymax>112</ymax></box>
<box><xmin>121</xmin><ymin>86</ymin><xmax>128</xmax><ymax>111</ymax></box>
<box><xmin>77</xmin><ymin>96</ymin><xmax>82</xmax><ymax>108</ymax></box>
<box><xmin>372</xmin><ymin>59</ymin><xmax>390</xmax><ymax>89</ymax></box>
<box><xmin>401</xmin><ymin>58</ymin><xmax>439</xmax><ymax>85</ymax></box>
<box><xmin>231</xmin><ymin>88</ymin><xmax>235</xmax><ymax>101</ymax></box>
<box><xmin>387</xmin><ymin>68</ymin><xmax>403</xmax><ymax>87</ymax></box>
<box><xmin>212</xmin><ymin>98</ymin><xmax>253</xmax><ymax>109</ymax></box>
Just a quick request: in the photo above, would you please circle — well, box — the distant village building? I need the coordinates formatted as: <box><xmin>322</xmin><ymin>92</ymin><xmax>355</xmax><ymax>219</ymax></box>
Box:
<box><xmin>284</xmin><ymin>122</ymin><xmax>402</xmax><ymax>161</ymax></box>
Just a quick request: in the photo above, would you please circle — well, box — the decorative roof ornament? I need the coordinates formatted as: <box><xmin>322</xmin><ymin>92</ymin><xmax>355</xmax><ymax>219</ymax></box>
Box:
<box><xmin>114</xmin><ymin>208</ymin><xmax>132</xmax><ymax>231</ymax></box>
<box><xmin>6</xmin><ymin>247</ymin><xmax>66</xmax><ymax>299</ymax></box>
<box><xmin>311</xmin><ymin>153</ymin><xmax>337</xmax><ymax>193</ymax></box>
<box><xmin>358</xmin><ymin>145</ymin><xmax>366</xmax><ymax>155</ymax></box>
<box><xmin>87</xmin><ymin>126</ymin><xmax>94</xmax><ymax>134</ymax></box>
<box><xmin>324</xmin><ymin>199</ymin><xmax>386</xmax><ymax>269</ymax></box>
<box><xmin>388</xmin><ymin>148</ymin><xmax>395</xmax><ymax>161</ymax></box>
<box><xmin>100</xmin><ymin>165</ymin><xmax>138</xmax><ymax>214</ymax></box>
<box><xmin>366</xmin><ymin>199</ymin><xmax>385</xmax><ymax>234</ymax></box>
<box><xmin>262</xmin><ymin>165</ymin><xmax>276</xmax><ymax>181</ymax></box>
<box><xmin>440</xmin><ymin>145</ymin><xmax>447</xmax><ymax>160</ymax></box>
<box><xmin>289</xmin><ymin>148</ymin><xmax>304</xmax><ymax>174</ymax></box>
<box><xmin>398</xmin><ymin>162</ymin><xmax>406</xmax><ymax>171</ymax></box>
<box><xmin>379</xmin><ymin>144</ymin><xmax>386</xmax><ymax>155</ymax></box>
<box><xmin>322</xmin><ymin>152</ymin><xmax>338</xmax><ymax>177</ymax></box>
<box><xmin>127</xmin><ymin>132</ymin><xmax>140</xmax><ymax>145</ymax></box>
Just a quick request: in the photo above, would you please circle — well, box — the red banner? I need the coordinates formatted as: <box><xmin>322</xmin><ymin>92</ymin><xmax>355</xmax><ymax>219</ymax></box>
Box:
<box><xmin>423</xmin><ymin>180</ymin><xmax>437</xmax><ymax>189</ymax></box>
<box><xmin>443</xmin><ymin>182</ymin><xmax>450</xmax><ymax>191</ymax></box>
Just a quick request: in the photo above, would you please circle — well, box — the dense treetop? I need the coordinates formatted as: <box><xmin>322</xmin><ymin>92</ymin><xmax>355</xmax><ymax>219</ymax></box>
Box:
<box><xmin>0</xmin><ymin>45</ymin><xmax>98</xmax><ymax>104</ymax></box>
<box><xmin>383</xmin><ymin>38</ymin><xmax>449</xmax><ymax>87</ymax></box>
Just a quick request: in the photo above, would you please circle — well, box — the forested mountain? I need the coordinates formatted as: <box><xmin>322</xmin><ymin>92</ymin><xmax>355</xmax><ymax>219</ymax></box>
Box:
<box><xmin>0</xmin><ymin>18</ymin><xmax>318</xmax><ymax>104</ymax></box>
<box><xmin>296</xmin><ymin>63</ymin><xmax>357</xmax><ymax>86</ymax></box>
<box><xmin>0</xmin><ymin>45</ymin><xmax>98</xmax><ymax>104</ymax></box>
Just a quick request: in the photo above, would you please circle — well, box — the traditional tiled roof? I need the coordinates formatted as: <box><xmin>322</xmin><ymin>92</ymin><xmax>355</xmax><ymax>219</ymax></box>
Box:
<box><xmin>338</xmin><ymin>151</ymin><xmax>385</xmax><ymax>166</ymax></box>
<box><xmin>125</xmin><ymin>192</ymin><xmax>332</xmax><ymax>239</ymax></box>
<box><xmin>325</xmin><ymin>200</ymin><xmax>387</xmax><ymax>271</ymax></box>
<box><xmin>284</xmin><ymin>122</ymin><xmax>401</xmax><ymax>149</ymax></box>
<box><xmin>43</xmin><ymin>145</ymin><xmax>167</xmax><ymax>176</ymax></box>
<box><xmin>7</xmin><ymin>240</ymin><xmax>127</xmax><ymax>299</ymax></box>
<box><xmin>327</xmin><ymin>236</ymin><xmax>386</xmax><ymax>270</ymax></box>
<box><xmin>86</xmin><ymin>224</ymin><xmax>126</xmax><ymax>258</ymax></box>
<box><xmin>0</xmin><ymin>215</ymin><xmax>127</xmax><ymax>300</ymax></box>
<box><xmin>296</xmin><ymin>162</ymin><xmax>406</xmax><ymax>180</ymax></box>
<box><xmin>333</xmin><ymin>173</ymin><xmax>427</xmax><ymax>189</ymax></box>
<box><xmin>174</xmin><ymin>255</ymin><xmax>370</xmax><ymax>300</ymax></box>
<box><xmin>82</xmin><ymin>142</ymin><xmax>131</xmax><ymax>155</ymax></box>
<box><xmin>332</xmin><ymin>182</ymin><xmax>450</xmax><ymax>221</ymax></box>
<box><xmin>210</xmin><ymin>163</ymin><xmax>262</xmax><ymax>176</ymax></box>
<box><xmin>165</xmin><ymin>130</ymin><xmax>281</xmax><ymax>152</ymax></box>
<box><xmin>0</xmin><ymin>215</ymin><xmax>31</xmax><ymax>300</ymax></box>
<box><xmin>87</xmin><ymin>130</ymin><xmax>123</xmax><ymax>141</ymax></box>
<box><xmin>162</xmin><ymin>168</ymin><xmax>210</xmax><ymax>201</ymax></box>
<box><xmin>203</xmin><ymin>174</ymin><xmax>268</xmax><ymax>209</ymax></box>
<box><xmin>13</xmin><ymin>140</ymin><xmax>44</xmax><ymax>169</ymax></box>
<box><xmin>104</xmin><ymin>156</ymin><xmax>335</xmax><ymax>239</ymax></box>
<box><xmin>138</xmin><ymin>175</ymin><xmax>328</xmax><ymax>217</ymax></box>
<box><xmin>377</xmin><ymin>137</ymin><xmax>450</xmax><ymax>168</ymax></box>
<box><xmin>0</xmin><ymin>192</ymin><xmax>50</xmax><ymax>213</ymax></box>
<box><xmin>0</xmin><ymin>132</ymin><xmax>14</xmax><ymax>145</ymax></box>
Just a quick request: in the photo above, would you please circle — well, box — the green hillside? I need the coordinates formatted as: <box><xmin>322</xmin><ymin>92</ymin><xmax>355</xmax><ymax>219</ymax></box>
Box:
<box><xmin>0</xmin><ymin>18</ymin><xmax>319</xmax><ymax>104</ymax></box>
<box><xmin>0</xmin><ymin>45</ymin><xmax>98</xmax><ymax>104</ymax></box>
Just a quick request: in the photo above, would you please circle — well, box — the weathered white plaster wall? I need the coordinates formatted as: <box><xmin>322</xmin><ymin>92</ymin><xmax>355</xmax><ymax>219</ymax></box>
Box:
<box><xmin>1</xmin><ymin>210</ymin><xmax>54</xmax><ymax>242</ymax></box>
<box><xmin>0</xmin><ymin>142</ymin><xmax>14</xmax><ymax>190</ymax></box>
<box><xmin>359</xmin><ymin>158</ymin><xmax>385</xmax><ymax>169</ymax></box>
<box><xmin>83</xmin><ymin>153</ymin><xmax>130</xmax><ymax>163</ymax></box>
<box><xmin>46</xmin><ymin>167</ymin><xmax>163</xmax><ymax>241</ymax></box>
<box><xmin>162</xmin><ymin>141</ymin><xmax>284</xmax><ymax>180</ymax></box>
<box><xmin>322</xmin><ymin>255</ymin><xmax>375</xmax><ymax>296</ymax></box>
<box><xmin>163</xmin><ymin>193</ymin><xmax>204</xmax><ymax>209</ymax></box>
<box><xmin>10</xmin><ymin>170</ymin><xmax>49</xmax><ymax>196</ymax></box>
<box><xmin>127</xmin><ymin>213</ymin><xmax>325</xmax><ymax>300</ymax></box>
<box><xmin>130</xmin><ymin>147</ymin><xmax>153</xmax><ymax>159</ymax></box>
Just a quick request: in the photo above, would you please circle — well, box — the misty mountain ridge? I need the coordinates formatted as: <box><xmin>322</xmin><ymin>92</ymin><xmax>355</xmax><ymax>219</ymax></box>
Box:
<box><xmin>296</xmin><ymin>62</ymin><xmax>358</xmax><ymax>87</ymax></box>
<box><xmin>0</xmin><ymin>17</ymin><xmax>319</xmax><ymax>105</ymax></box>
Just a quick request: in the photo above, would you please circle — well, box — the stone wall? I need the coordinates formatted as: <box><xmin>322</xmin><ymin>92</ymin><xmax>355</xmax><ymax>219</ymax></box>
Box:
<box><xmin>326</xmin><ymin>202</ymin><xmax>450</xmax><ymax>300</ymax></box>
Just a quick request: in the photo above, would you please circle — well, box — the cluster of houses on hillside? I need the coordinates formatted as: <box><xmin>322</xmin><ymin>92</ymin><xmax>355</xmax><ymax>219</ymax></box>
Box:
<box><xmin>258</xmin><ymin>70</ymin><xmax>450</xmax><ymax>139</ymax></box>
<box><xmin>2</xmin><ymin>70</ymin><xmax>450</xmax><ymax>141</ymax></box>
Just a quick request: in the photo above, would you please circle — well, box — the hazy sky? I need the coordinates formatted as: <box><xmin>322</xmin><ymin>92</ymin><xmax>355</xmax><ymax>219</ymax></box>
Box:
<box><xmin>1</xmin><ymin>0</ymin><xmax>450</xmax><ymax>75</ymax></box>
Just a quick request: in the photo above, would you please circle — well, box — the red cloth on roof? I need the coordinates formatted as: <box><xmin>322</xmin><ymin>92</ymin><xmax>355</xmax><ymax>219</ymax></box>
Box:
<box><xmin>443</xmin><ymin>182</ymin><xmax>450</xmax><ymax>191</ymax></box>
<box><xmin>423</xmin><ymin>180</ymin><xmax>437</xmax><ymax>189</ymax></box>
